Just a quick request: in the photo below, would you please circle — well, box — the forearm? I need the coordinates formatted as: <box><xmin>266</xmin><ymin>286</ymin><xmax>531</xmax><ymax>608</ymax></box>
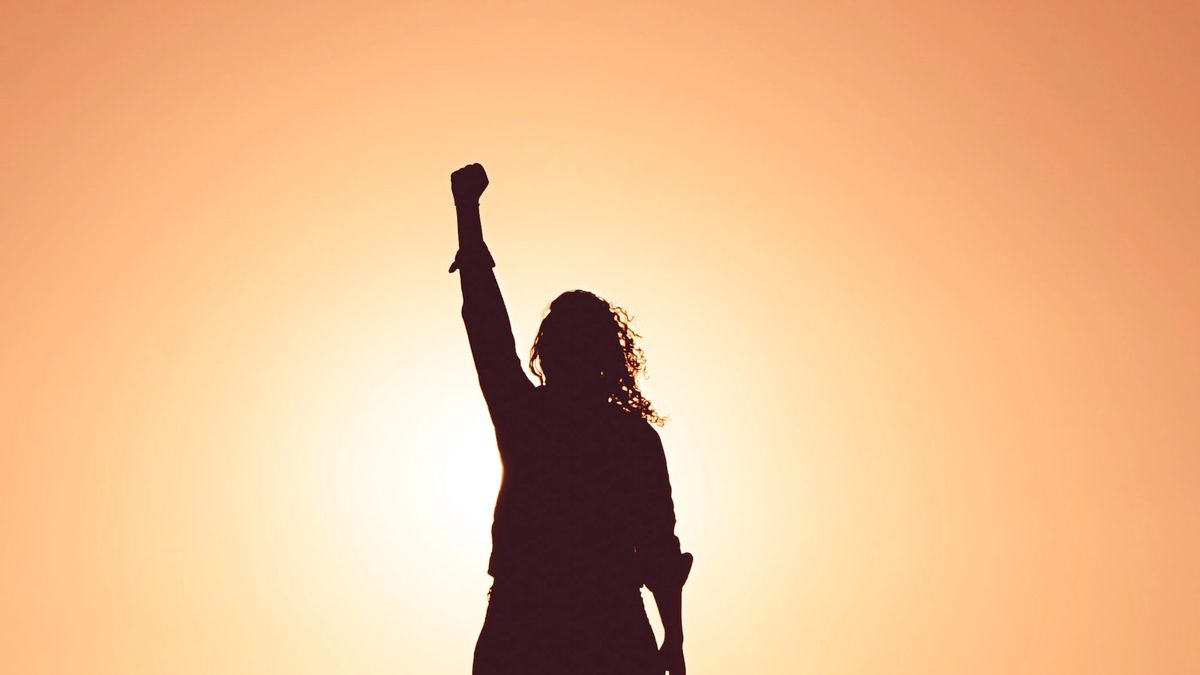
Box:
<box><xmin>449</xmin><ymin>202</ymin><xmax>493</xmax><ymax>274</ymax></box>
<box><xmin>652</xmin><ymin>584</ymin><xmax>684</xmax><ymax>644</ymax></box>
<box><xmin>454</xmin><ymin>195</ymin><xmax>505</xmax><ymax>328</ymax></box>
<box><xmin>456</xmin><ymin>201</ymin><xmax>484</xmax><ymax>250</ymax></box>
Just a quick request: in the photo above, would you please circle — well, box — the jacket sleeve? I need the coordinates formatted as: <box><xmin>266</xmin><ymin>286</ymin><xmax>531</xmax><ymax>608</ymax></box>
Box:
<box><xmin>452</xmin><ymin>243</ymin><xmax>534</xmax><ymax>429</ymax></box>
<box><xmin>633</xmin><ymin>424</ymin><xmax>693</xmax><ymax>592</ymax></box>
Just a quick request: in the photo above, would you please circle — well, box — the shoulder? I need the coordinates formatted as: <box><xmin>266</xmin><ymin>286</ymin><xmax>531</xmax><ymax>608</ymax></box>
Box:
<box><xmin>636</xmin><ymin>416</ymin><xmax>662</xmax><ymax>444</ymax></box>
<box><xmin>614</xmin><ymin>410</ymin><xmax>662</xmax><ymax>455</ymax></box>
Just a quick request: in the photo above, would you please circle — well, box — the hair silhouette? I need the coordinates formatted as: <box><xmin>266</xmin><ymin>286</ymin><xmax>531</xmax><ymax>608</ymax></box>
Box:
<box><xmin>529</xmin><ymin>290</ymin><xmax>666</xmax><ymax>426</ymax></box>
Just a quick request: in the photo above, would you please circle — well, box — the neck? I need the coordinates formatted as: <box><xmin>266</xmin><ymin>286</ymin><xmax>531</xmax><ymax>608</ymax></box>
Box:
<box><xmin>546</xmin><ymin>379</ymin><xmax>606</xmax><ymax>403</ymax></box>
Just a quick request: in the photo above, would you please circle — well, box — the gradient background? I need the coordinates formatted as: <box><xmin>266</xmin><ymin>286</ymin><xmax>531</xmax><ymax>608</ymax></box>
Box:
<box><xmin>3</xmin><ymin>2</ymin><xmax>1198</xmax><ymax>674</ymax></box>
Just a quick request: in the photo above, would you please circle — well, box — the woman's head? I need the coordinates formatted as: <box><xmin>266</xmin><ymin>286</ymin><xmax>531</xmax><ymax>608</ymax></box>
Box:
<box><xmin>529</xmin><ymin>290</ymin><xmax>665</xmax><ymax>426</ymax></box>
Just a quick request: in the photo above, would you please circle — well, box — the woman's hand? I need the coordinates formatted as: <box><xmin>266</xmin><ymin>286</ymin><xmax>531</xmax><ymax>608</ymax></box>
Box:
<box><xmin>451</xmin><ymin>163</ymin><xmax>489</xmax><ymax>205</ymax></box>
<box><xmin>659</xmin><ymin>638</ymin><xmax>685</xmax><ymax>675</ymax></box>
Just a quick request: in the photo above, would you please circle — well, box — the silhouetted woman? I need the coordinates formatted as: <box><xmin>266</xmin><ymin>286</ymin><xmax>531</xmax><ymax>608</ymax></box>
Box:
<box><xmin>448</xmin><ymin>163</ymin><xmax>693</xmax><ymax>675</ymax></box>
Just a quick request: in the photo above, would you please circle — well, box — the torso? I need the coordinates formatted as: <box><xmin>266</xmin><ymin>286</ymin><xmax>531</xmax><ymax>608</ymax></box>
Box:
<box><xmin>487</xmin><ymin>385</ymin><xmax>648</xmax><ymax>590</ymax></box>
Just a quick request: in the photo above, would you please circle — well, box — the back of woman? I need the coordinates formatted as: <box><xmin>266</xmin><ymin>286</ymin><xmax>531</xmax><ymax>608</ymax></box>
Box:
<box><xmin>478</xmin><ymin>390</ymin><xmax>663</xmax><ymax>674</ymax></box>
<box><xmin>488</xmin><ymin>387</ymin><xmax>654</xmax><ymax>591</ymax></box>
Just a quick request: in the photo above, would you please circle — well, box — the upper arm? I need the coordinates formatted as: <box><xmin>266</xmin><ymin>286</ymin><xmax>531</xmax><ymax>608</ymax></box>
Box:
<box><xmin>633</xmin><ymin>423</ymin><xmax>690</xmax><ymax>590</ymax></box>
<box><xmin>637</xmin><ymin>425</ymin><xmax>679</xmax><ymax>535</ymax></box>
<box><xmin>459</xmin><ymin>266</ymin><xmax>534</xmax><ymax>425</ymax></box>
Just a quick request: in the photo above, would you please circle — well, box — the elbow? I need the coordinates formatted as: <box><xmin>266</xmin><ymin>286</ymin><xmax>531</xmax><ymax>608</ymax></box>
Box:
<box><xmin>639</xmin><ymin>550</ymin><xmax>694</xmax><ymax>591</ymax></box>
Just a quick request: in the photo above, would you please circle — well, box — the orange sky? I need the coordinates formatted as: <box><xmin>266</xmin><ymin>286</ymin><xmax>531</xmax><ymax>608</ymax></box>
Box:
<box><xmin>2</xmin><ymin>2</ymin><xmax>1198</xmax><ymax>674</ymax></box>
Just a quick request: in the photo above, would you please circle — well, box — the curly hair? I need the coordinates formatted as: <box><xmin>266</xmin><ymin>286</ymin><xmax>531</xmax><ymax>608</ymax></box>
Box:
<box><xmin>528</xmin><ymin>290</ymin><xmax>666</xmax><ymax>426</ymax></box>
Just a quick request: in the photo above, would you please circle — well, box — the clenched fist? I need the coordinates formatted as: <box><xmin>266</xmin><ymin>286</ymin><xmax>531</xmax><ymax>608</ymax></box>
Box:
<box><xmin>451</xmin><ymin>163</ymin><xmax>489</xmax><ymax>205</ymax></box>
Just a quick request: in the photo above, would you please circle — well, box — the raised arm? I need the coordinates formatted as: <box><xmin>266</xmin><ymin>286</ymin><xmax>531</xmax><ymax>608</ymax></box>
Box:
<box><xmin>448</xmin><ymin>164</ymin><xmax>533</xmax><ymax>427</ymax></box>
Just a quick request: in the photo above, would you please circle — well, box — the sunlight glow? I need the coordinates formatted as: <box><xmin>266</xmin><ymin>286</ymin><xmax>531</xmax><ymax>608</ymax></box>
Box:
<box><xmin>3</xmin><ymin>3</ymin><xmax>1197</xmax><ymax>674</ymax></box>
